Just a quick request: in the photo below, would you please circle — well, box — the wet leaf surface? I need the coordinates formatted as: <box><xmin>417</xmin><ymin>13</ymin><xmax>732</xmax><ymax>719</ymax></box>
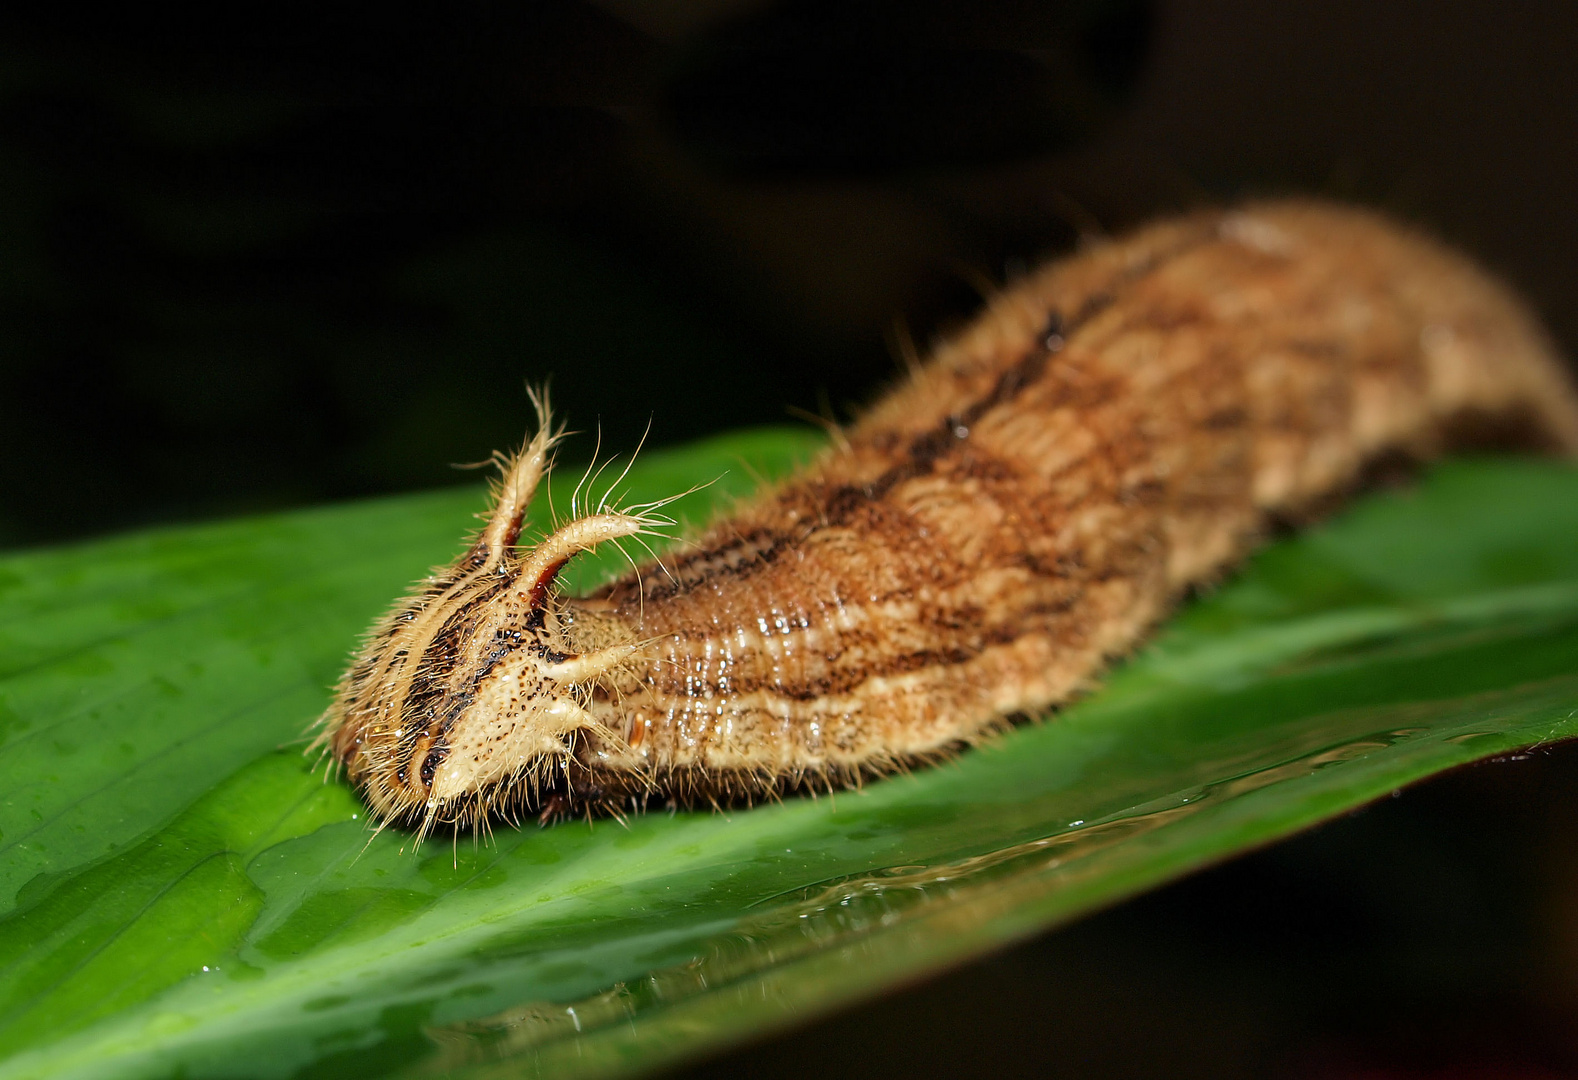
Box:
<box><xmin>0</xmin><ymin>432</ymin><xmax>1574</xmax><ymax>1080</ymax></box>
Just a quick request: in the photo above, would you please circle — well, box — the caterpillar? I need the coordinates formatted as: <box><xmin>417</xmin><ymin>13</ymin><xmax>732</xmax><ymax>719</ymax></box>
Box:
<box><xmin>318</xmin><ymin>200</ymin><xmax>1578</xmax><ymax>834</ymax></box>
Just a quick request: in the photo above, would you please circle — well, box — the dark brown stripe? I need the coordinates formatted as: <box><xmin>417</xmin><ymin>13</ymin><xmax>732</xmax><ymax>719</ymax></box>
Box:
<box><xmin>824</xmin><ymin>228</ymin><xmax>1219</xmax><ymax>526</ymax></box>
<box><xmin>620</xmin><ymin>232</ymin><xmax>1220</xmax><ymax>610</ymax></box>
<box><xmin>617</xmin><ymin>523</ymin><xmax>816</xmax><ymax>604</ymax></box>
<box><xmin>393</xmin><ymin>573</ymin><xmax>518</xmax><ymax>781</ymax></box>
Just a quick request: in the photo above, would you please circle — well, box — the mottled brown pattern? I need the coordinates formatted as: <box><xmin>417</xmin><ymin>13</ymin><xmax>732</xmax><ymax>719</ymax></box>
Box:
<box><xmin>319</xmin><ymin>201</ymin><xmax>1578</xmax><ymax>830</ymax></box>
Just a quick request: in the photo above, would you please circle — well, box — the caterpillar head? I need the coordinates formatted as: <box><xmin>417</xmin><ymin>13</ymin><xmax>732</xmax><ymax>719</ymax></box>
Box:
<box><xmin>315</xmin><ymin>398</ymin><xmax>656</xmax><ymax>835</ymax></box>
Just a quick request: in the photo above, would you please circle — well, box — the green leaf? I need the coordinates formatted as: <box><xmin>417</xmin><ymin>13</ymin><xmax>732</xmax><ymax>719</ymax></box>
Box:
<box><xmin>0</xmin><ymin>429</ymin><xmax>1575</xmax><ymax>1080</ymax></box>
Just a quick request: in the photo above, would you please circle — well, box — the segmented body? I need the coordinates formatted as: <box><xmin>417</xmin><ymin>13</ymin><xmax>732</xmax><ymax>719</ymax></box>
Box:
<box><xmin>321</xmin><ymin>201</ymin><xmax>1578</xmax><ymax>830</ymax></box>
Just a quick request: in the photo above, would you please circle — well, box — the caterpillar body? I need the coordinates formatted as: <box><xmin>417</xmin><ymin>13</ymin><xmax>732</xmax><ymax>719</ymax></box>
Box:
<box><xmin>320</xmin><ymin>201</ymin><xmax>1578</xmax><ymax>833</ymax></box>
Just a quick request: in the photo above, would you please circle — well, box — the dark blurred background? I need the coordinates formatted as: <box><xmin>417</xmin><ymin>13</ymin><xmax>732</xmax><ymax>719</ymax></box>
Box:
<box><xmin>3</xmin><ymin>1</ymin><xmax>1577</xmax><ymax>1076</ymax></box>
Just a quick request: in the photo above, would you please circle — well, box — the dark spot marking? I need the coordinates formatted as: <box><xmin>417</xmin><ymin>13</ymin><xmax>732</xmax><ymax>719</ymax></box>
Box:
<box><xmin>420</xmin><ymin>740</ymin><xmax>449</xmax><ymax>786</ymax></box>
<box><xmin>1041</xmin><ymin>309</ymin><xmax>1066</xmax><ymax>351</ymax></box>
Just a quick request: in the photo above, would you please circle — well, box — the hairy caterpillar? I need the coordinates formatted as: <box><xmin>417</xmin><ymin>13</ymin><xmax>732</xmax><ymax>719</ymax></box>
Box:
<box><xmin>319</xmin><ymin>201</ymin><xmax>1578</xmax><ymax>834</ymax></box>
